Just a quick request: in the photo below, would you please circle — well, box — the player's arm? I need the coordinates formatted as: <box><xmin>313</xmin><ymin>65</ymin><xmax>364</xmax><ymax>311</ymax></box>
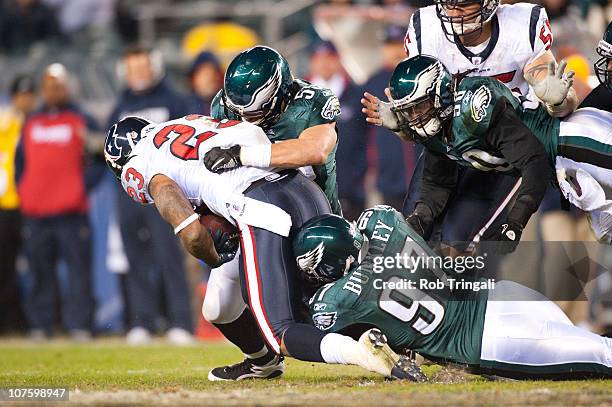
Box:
<box><xmin>149</xmin><ymin>174</ymin><xmax>221</xmax><ymax>265</ymax></box>
<box><xmin>524</xmin><ymin>51</ymin><xmax>578</xmax><ymax>117</ymax></box>
<box><xmin>262</xmin><ymin>123</ymin><xmax>337</xmax><ymax>167</ymax></box>
<box><xmin>203</xmin><ymin>123</ymin><xmax>337</xmax><ymax>172</ymax></box>
<box><xmin>407</xmin><ymin>150</ymin><xmax>459</xmax><ymax>239</ymax></box>
<box><xmin>482</xmin><ymin>98</ymin><xmax>553</xmax><ymax>248</ymax></box>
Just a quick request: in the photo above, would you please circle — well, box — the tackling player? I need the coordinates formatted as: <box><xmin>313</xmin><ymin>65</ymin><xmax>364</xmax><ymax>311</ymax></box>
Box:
<box><xmin>384</xmin><ymin>56</ymin><xmax>612</xmax><ymax>247</ymax></box>
<box><xmin>195</xmin><ymin>46</ymin><xmax>343</xmax><ymax>380</ymax></box>
<box><xmin>295</xmin><ymin>206</ymin><xmax>612</xmax><ymax>379</ymax></box>
<box><xmin>361</xmin><ymin>0</ymin><xmax>577</xmax><ymax>249</ymax></box>
<box><xmin>104</xmin><ymin>115</ymin><xmax>416</xmax><ymax>382</ymax></box>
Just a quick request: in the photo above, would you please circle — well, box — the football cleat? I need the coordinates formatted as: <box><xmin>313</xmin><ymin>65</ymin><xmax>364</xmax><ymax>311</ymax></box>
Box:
<box><xmin>207</xmin><ymin>354</ymin><xmax>285</xmax><ymax>381</ymax></box>
<box><xmin>393</xmin><ymin>355</ymin><xmax>428</xmax><ymax>382</ymax></box>
<box><xmin>357</xmin><ymin>328</ymin><xmax>427</xmax><ymax>381</ymax></box>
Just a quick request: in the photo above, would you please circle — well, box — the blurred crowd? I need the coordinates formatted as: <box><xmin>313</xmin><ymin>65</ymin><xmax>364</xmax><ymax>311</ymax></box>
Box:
<box><xmin>0</xmin><ymin>0</ymin><xmax>610</xmax><ymax>342</ymax></box>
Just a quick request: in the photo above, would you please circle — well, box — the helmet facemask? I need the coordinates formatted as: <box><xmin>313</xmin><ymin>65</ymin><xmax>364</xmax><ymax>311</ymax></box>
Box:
<box><xmin>594</xmin><ymin>39</ymin><xmax>612</xmax><ymax>92</ymax></box>
<box><xmin>222</xmin><ymin>90</ymin><xmax>287</xmax><ymax>129</ymax></box>
<box><xmin>434</xmin><ymin>0</ymin><xmax>499</xmax><ymax>44</ymax></box>
<box><xmin>392</xmin><ymin>94</ymin><xmax>447</xmax><ymax>142</ymax></box>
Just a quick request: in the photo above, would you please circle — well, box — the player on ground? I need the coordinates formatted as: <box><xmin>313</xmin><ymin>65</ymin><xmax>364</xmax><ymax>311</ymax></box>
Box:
<box><xmin>295</xmin><ymin>206</ymin><xmax>612</xmax><ymax>379</ymax></box>
<box><xmin>361</xmin><ymin>0</ymin><xmax>578</xmax><ymax>248</ymax></box>
<box><xmin>104</xmin><ymin>115</ymin><xmax>417</xmax><ymax>382</ymax></box>
<box><xmin>580</xmin><ymin>21</ymin><xmax>612</xmax><ymax>111</ymax></box>
<box><xmin>384</xmin><ymin>55</ymin><xmax>612</xmax><ymax>247</ymax></box>
<box><xmin>196</xmin><ymin>46</ymin><xmax>343</xmax><ymax>380</ymax></box>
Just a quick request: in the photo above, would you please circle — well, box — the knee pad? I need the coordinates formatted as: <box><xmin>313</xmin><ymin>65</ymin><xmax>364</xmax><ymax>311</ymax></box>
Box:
<box><xmin>202</xmin><ymin>267</ymin><xmax>246</xmax><ymax>324</ymax></box>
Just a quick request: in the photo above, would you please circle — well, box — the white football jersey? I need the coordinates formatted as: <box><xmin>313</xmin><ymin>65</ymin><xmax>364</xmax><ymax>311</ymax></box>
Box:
<box><xmin>120</xmin><ymin>115</ymin><xmax>275</xmax><ymax>224</ymax></box>
<box><xmin>404</xmin><ymin>3</ymin><xmax>553</xmax><ymax>99</ymax></box>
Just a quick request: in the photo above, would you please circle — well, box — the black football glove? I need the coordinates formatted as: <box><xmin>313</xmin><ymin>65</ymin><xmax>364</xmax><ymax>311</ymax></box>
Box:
<box><xmin>208</xmin><ymin>228</ymin><xmax>239</xmax><ymax>268</ymax></box>
<box><xmin>204</xmin><ymin>145</ymin><xmax>242</xmax><ymax>173</ymax></box>
<box><xmin>481</xmin><ymin>220</ymin><xmax>523</xmax><ymax>254</ymax></box>
<box><xmin>209</xmin><ymin>249</ymin><xmax>238</xmax><ymax>268</ymax></box>
<box><xmin>209</xmin><ymin>228</ymin><xmax>240</xmax><ymax>255</ymax></box>
<box><xmin>406</xmin><ymin>204</ymin><xmax>434</xmax><ymax>239</ymax></box>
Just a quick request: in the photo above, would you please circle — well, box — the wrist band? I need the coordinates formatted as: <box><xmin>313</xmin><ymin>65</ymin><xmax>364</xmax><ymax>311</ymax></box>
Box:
<box><xmin>240</xmin><ymin>144</ymin><xmax>272</xmax><ymax>168</ymax></box>
<box><xmin>174</xmin><ymin>213</ymin><xmax>199</xmax><ymax>235</ymax></box>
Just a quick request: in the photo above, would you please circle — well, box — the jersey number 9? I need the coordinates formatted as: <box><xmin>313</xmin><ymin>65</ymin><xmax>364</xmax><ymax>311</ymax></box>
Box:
<box><xmin>378</xmin><ymin>276</ymin><xmax>445</xmax><ymax>335</ymax></box>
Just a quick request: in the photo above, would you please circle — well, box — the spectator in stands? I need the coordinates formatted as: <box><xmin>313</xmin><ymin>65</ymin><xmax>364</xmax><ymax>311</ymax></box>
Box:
<box><xmin>108</xmin><ymin>45</ymin><xmax>194</xmax><ymax>345</ymax></box>
<box><xmin>363</xmin><ymin>25</ymin><xmax>416</xmax><ymax>211</ymax></box>
<box><xmin>0</xmin><ymin>0</ymin><xmax>60</xmax><ymax>53</ymax></box>
<box><xmin>308</xmin><ymin>41</ymin><xmax>368</xmax><ymax>221</ymax></box>
<box><xmin>0</xmin><ymin>75</ymin><xmax>36</xmax><ymax>334</ymax></box>
<box><xmin>42</xmin><ymin>0</ymin><xmax>116</xmax><ymax>38</ymax></box>
<box><xmin>187</xmin><ymin>51</ymin><xmax>223</xmax><ymax>116</ymax></box>
<box><xmin>16</xmin><ymin>64</ymin><xmax>97</xmax><ymax>341</ymax></box>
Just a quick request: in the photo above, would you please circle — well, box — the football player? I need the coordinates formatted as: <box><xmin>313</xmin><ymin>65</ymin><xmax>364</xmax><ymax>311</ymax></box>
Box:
<box><xmin>104</xmin><ymin>115</ymin><xmax>416</xmax><ymax>381</ymax></box>
<box><xmin>295</xmin><ymin>206</ymin><xmax>612</xmax><ymax>379</ymax></box>
<box><xmin>205</xmin><ymin>45</ymin><xmax>341</xmax><ymax>214</ymax></box>
<box><xmin>195</xmin><ymin>46</ymin><xmax>344</xmax><ymax>380</ymax></box>
<box><xmin>362</xmin><ymin>0</ymin><xmax>577</xmax><ymax>249</ymax></box>
<box><xmin>580</xmin><ymin>21</ymin><xmax>611</xmax><ymax>111</ymax></box>
<box><xmin>384</xmin><ymin>55</ymin><xmax>612</xmax><ymax>248</ymax></box>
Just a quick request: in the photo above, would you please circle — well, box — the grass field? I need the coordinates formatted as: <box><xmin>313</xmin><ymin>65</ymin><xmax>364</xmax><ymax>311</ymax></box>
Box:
<box><xmin>0</xmin><ymin>339</ymin><xmax>610</xmax><ymax>406</ymax></box>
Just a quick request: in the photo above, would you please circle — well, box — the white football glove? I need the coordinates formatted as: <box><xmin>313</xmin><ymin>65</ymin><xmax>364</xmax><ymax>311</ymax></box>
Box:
<box><xmin>361</xmin><ymin>89</ymin><xmax>400</xmax><ymax>132</ymax></box>
<box><xmin>527</xmin><ymin>59</ymin><xmax>575</xmax><ymax>106</ymax></box>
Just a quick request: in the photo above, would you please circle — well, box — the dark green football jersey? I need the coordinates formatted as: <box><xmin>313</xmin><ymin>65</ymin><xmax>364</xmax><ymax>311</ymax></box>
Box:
<box><xmin>211</xmin><ymin>79</ymin><xmax>342</xmax><ymax>214</ymax></box>
<box><xmin>423</xmin><ymin>76</ymin><xmax>560</xmax><ymax>173</ymax></box>
<box><xmin>308</xmin><ymin>205</ymin><xmax>489</xmax><ymax>365</ymax></box>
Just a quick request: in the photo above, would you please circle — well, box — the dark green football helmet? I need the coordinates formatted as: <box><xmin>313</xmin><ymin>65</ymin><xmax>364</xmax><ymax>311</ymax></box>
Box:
<box><xmin>389</xmin><ymin>55</ymin><xmax>454</xmax><ymax>143</ymax></box>
<box><xmin>594</xmin><ymin>21</ymin><xmax>612</xmax><ymax>92</ymax></box>
<box><xmin>222</xmin><ymin>46</ymin><xmax>294</xmax><ymax>129</ymax></box>
<box><xmin>292</xmin><ymin>214</ymin><xmax>365</xmax><ymax>286</ymax></box>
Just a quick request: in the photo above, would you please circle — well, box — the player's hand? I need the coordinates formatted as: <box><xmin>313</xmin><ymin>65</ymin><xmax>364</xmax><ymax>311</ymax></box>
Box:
<box><xmin>208</xmin><ymin>228</ymin><xmax>239</xmax><ymax>267</ymax></box>
<box><xmin>209</xmin><ymin>228</ymin><xmax>240</xmax><ymax>255</ymax></box>
<box><xmin>406</xmin><ymin>204</ymin><xmax>434</xmax><ymax>239</ymax></box>
<box><xmin>361</xmin><ymin>88</ymin><xmax>400</xmax><ymax>131</ymax></box>
<box><xmin>204</xmin><ymin>145</ymin><xmax>242</xmax><ymax>173</ymax></box>
<box><xmin>480</xmin><ymin>220</ymin><xmax>523</xmax><ymax>254</ymax></box>
<box><xmin>210</xmin><ymin>249</ymin><xmax>238</xmax><ymax>268</ymax></box>
<box><xmin>528</xmin><ymin>60</ymin><xmax>575</xmax><ymax>106</ymax></box>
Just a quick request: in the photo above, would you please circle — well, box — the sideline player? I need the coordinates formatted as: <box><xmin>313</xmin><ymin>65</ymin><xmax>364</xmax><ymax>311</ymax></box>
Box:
<box><xmin>104</xmin><ymin>115</ymin><xmax>416</xmax><ymax>381</ymax></box>
<box><xmin>199</xmin><ymin>46</ymin><xmax>343</xmax><ymax>380</ymax></box>
<box><xmin>383</xmin><ymin>56</ymin><xmax>612</xmax><ymax>247</ymax></box>
<box><xmin>294</xmin><ymin>206</ymin><xmax>612</xmax><ymax>379</ymax></box>
<box><xmin>361</xmin><ymin>0</ymin><xmax>577</xmax><ymax>247</ymax></box>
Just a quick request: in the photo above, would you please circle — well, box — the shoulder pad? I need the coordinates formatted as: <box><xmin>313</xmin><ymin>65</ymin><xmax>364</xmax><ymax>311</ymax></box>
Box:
<box><xmin>293</xmin><ymin>81</ymin><xmax>341</xmax><ymax>125</ymax></box>
<box><xmin>356</xmin><ymin>205</ymin><xmax>400</xmax><ymax>240</ymax></box>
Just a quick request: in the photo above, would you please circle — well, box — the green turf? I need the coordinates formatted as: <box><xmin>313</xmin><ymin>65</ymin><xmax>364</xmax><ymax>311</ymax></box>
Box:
<box><xmin>0</xmin><ymin>339</ymin><xmax>610</xmax><ymax>406</ymax></box>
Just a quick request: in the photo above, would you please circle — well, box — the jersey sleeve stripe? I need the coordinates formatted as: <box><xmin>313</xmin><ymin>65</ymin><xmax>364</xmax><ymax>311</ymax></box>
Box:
<box><xmin>529</xmin><ymin>5</ymin><xmax>543</xmax><ymax>51</ymax></box>
<box><xmin>414</xmin><ymin>9</ymin><xmax>422</xmax><ymax>54</ymax></box>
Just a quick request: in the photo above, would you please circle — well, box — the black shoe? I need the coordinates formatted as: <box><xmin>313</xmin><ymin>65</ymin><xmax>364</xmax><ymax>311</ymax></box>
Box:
<box><xmin>208</xmin><ymin>354</ymin><xmax>285</xmax><ymax>381</ymax></box>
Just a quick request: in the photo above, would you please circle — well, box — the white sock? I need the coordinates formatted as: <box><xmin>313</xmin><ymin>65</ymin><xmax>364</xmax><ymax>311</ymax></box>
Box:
<box><xmin>320</xmin><ymin>333</ymin><xmax>359</xmax><ymax>365</ymax></box>
<box><xmin>245</xmin><ymin>345</ymin><xmax>268</xmax><ymax>359</ymax></box>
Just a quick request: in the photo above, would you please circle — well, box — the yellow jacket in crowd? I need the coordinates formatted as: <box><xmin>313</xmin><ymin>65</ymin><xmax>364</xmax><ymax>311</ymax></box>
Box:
<box><xmin>0</xmin><ymin>106</ymin><xmax>23</xmax><ymax>210</ymax></box>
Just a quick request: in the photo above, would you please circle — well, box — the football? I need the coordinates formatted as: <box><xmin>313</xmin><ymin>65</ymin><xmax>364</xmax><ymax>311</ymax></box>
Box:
<box><xmin>199</xmin><ymin>213</ymin><xmax>240</xmax><ymax>244</ymax></box>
